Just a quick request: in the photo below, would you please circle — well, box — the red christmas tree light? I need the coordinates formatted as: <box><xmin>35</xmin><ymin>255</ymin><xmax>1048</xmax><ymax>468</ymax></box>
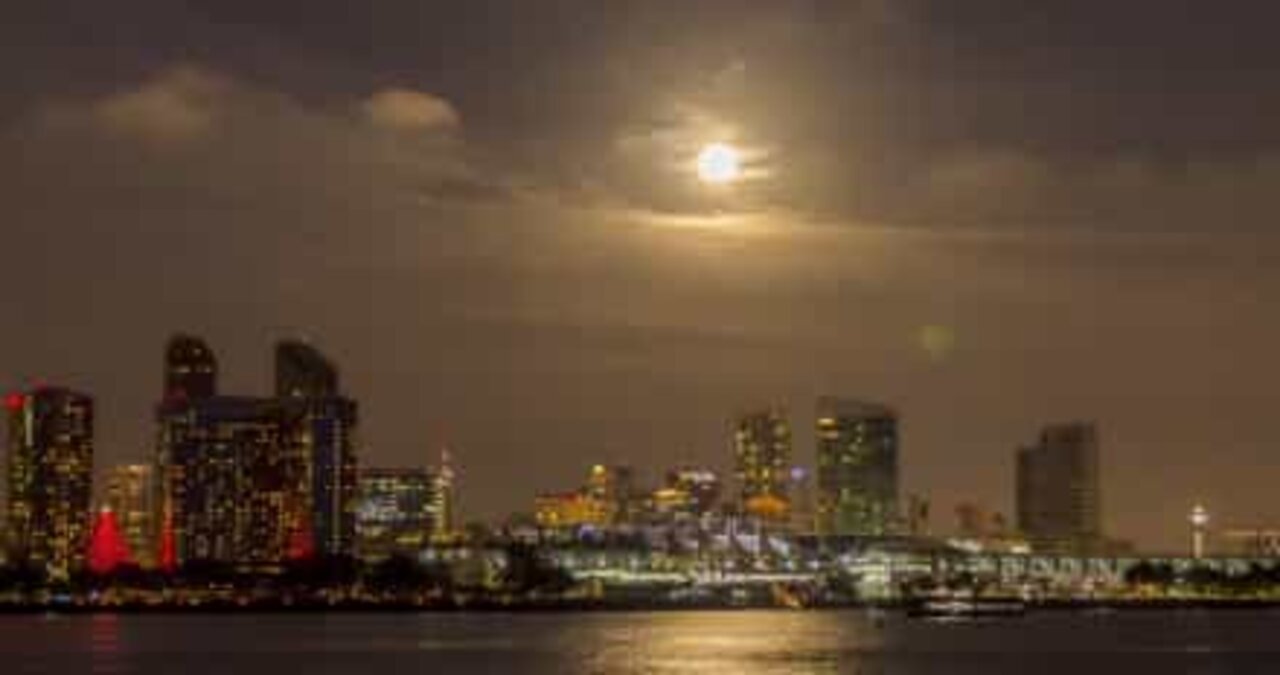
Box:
<box><xmin>287</xmin><ymin>508</ymin><xmax>315</xmax><ymax>562</ymax></box>
<box><xmin>88</xmin><ymin>507</ymin><xmax>132</xmax><ymax>575</ymax></box>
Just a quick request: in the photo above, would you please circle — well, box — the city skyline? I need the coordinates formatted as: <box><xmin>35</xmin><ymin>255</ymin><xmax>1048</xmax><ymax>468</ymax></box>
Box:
<box><xmin>0</xmin><ymin>334</ymin><xmax>1229</xmax><ymax>553</ymax></box>
<box><xmin>4</xmin><ymin>2</ymin><xmax>1280</xmax><ymax>552</ymax></box>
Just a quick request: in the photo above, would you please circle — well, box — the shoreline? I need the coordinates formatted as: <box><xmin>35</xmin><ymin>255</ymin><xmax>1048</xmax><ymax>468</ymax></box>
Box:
<box><xmin>4</xmin><ymin>597</ymin><xmax>1280</xmax><ymax>615</ymax></box>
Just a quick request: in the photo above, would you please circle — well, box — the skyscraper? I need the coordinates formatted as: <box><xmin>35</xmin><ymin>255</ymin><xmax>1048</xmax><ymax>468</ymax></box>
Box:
<box><xmin>164</xmin><ymin>334</ymin><xmax>218</xmax><ymax>401</ymax></box>
<box><xmin>815</xmin><ymin>397</ymin><xmax>900</xmax><ymax>536</ymax></box>
<box><xmin>275</xmin><ymin>340</ymin><xmax>338</xmax><ymax>399</ymax></box>
<box><xmin>104</xmin><ymin>464</ymin><xmax>155</xmax><ymax>568</ymax></box>
<box><xmin>154</xmin><ymin>337</ymin><xmax>360</xmax><ymax>567</ymax></box>
<box><xmin>160</xmin><ymin>396</ymin><xmax>291</xmax><ymax>566</ymax></box>
<box><xmin>276</xmin><ymin>341</ymin><xmax>358</xmax><ymax>559</ymax></box>
<box><xmin>5</xmin><ymin>388</ymin><xmax>94</xmax><ymax>579</ymax></box>
<box><xmin>732</xmin><ymin>407</ymin><xmax>792</xmax><ymax>523</ymax></box>
<box><xmin>1015</xmin><ymin>422</ymin><xmax>1102</xmax><ymax>554</ymax></box>
<box><xmin>356</xmin><ymin>467</ymin><xmax>440</xmax><ymax>562</ymax></box>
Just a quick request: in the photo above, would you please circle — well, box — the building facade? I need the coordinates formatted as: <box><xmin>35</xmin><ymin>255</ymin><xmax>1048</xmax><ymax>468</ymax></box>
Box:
<box><xmin>1016</xmin><ymin>422</ymin><xmax>1102</xmax><ymax>554</ymax></box>
<box><xmin>160</xmin><ymin>396</ymin><xmax>292</xmax><ymax>567</ymax></box>
<box><xmin>154</xmin><ymin>336</ymin><xmax>359</xmax><ymax>568</ymax></box>
<box><xmin>104</xmin><ymin>464</ymin><xmax>155</xmax><ymax>568</ymax></box>
<box><xmin>815</xmin><ymin>397</ymin><xmax>899</xmax><ymax>536</ymax></box>
<box><xmin>649</xmin><ymin>466</ymin><xmax>722</xmax><ymax>523</ymax></box>
<box><xmin>356</xmin><ymin>467</ymin><xmax>441</xmax><ymax>562</ymax></box>
<box><xmin>5</xmin><ymin>388</ymin><xmax>94</xmax><ymax>578</ymax></box>
<box><xmin>732</xmin><ymin>407</ymin><xmax>792</xmax><ymax>523</ymax></box>
<box><xmin>276</xmin><ymin>341</ymin><xmax>358</xmax><ymax>559</ymax></box>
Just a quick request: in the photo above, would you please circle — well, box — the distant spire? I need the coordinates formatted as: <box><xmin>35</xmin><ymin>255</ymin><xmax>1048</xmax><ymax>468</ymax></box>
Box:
<box><xmin>439</xmin><ymin>446</ymin><xmax>455</xmax><ymax>483</ymax></box>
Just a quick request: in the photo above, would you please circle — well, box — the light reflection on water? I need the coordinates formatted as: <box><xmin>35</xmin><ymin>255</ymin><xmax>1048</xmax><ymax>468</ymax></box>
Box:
<box><xmin>3</xmin><ymin>610</ymin><xmax>1280</xmax><ymax>674</ymax></box>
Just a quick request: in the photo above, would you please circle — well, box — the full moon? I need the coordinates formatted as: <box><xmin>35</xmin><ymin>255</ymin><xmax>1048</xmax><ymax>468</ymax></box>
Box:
<box><xmin>696</xmin><ymin>143</ymin><xmax>741</xmax><ymax>184</ymax></box>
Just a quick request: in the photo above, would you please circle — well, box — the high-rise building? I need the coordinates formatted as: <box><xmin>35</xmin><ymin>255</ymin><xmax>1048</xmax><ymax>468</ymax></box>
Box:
<box><xmin>356</xmin><ymin>467</ymin><xmax>440</xmax><ymax>562</ymax></box>
<box><xmin>5</xmin><ymin>388</ymin><xmax>94</xmax><ymax>578</ymax></box>
<box><xmin>815</xmin><ymin>397</ymin><xmax>899</xmax><ymax>536</ymax></box>
<box><xmin>104</xmin><ymin>464</ymin><xmax>155</xmax><ymax>568</ymax></box>
<box><xmin>732</xmin><ymin>407</ymin><xmax>792</xmax><ymax>523</ymax></box>
<box><xmin>164</xmin><ymin>334</ymin><xmax>218</xmax><ymax>401</ymax></box>
<box><xmin>155</xmin><ymin>338</ymin><xmax>360</xmax><ymax>568</ymax></box>
<box><xmin>160</xmin><ymin>396</ymin><xmax>291</xmax><ymax>567</ymax></box>
<box><xmin>275</xmin><ymin>340</ymin><xmax>338</xmax><ymax>399</ymax></box>
<box><xmin>1015</xmin><ymin>422</ymin><xmax>1102</xmax><ymax>554</ymax></box>
<box><xmin>276</xmin><ymin>341</ymin><xmax>358</xmax><ymax>559</ymax></box>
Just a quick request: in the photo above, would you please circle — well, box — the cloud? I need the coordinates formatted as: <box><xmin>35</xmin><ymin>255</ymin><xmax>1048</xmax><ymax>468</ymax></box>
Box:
<box><xmin>90</xmin><ymin>66</ymin><xmax>231</xmax><ymax>144</ymax></box>
<box><xmin>11</xmin><ymin>64</ymin><xmax>503</xmax><ymax>216</ymax></box>
<box><xmin>363</xmin><ymin>88</ymin><xmax>460</xmax><ymax>133</ymax></box>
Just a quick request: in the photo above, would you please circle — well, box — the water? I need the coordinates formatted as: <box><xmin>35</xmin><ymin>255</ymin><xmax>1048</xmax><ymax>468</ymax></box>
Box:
<box><xmin>3</xmin><ymin>610</ymin><xmax>1280</xmax><ymax>673</ymax></box>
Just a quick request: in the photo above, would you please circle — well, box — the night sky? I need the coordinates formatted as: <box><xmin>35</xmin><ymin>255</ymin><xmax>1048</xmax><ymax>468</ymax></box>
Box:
<box><xmin>3</xmin><ymin>1</ymin><xmax>1279</xmax><ymax>551</ymax></box>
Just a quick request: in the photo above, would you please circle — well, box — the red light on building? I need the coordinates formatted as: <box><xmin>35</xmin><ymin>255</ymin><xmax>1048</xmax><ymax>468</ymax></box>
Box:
<box><xmin>287</xmin><ymin>510</ymin><xmax>315</xmax><ymax>562</ymax></box>
<box><xmin>88</xmin><ymin>508</ymin><xmax>133</xmax><ymax>575</ymax></box>
<box><xmin>157</xmin><ymin>511</ymin><xmax>177</xmax><ymax>574</ymax></box>
<box><xmin>4</xmin><ymin>393</ymin><xmax>23</xmax><ymax>412</ymax></box>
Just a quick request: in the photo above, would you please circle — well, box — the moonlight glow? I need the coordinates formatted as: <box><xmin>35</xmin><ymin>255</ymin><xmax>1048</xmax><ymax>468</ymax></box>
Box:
<box><xmin>696</xmin><ymin>143</ymin><xmax>741</xmax><ymax>184</ymax></box>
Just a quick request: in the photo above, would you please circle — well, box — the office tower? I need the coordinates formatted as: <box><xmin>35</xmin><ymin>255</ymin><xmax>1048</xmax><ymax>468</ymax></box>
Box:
<box><xmin>732</xmin><ymin>407</ymin><xmax>792</xmax><ymax>523</ymax></box>
<box><xmin>356</xmin><ymin>467</ymin><xmax>440</xmax><ymax>562</ymax></box>
<box><xmin>104</xmin><ymin>464</ymin><xmax>155</xmax><ymax>568</ymax></box>
<box><xmin>276</xmin><ymin>341</ymin><xmax>358</xmax><ymax>559</ymax></box>
<box><xmin>164</xmin><ymin>334</ymin><xmax>218</xmax><ymax>401</ymax></box>
<box><xmin>5</xmin><ymin>388</ymin><xmax>94</xmax><ymax>578</ymax></box>
<box><xmin>1015</xmin><ymin>422</ymin><xmax>1102</xmax><ymax>554</ymax></box>
<box><xmin>160</xmin><ymin>396</ymin><xmax>291</xmax><ymax>566</ymax></box>
<box><xmin>275</xmin><ymin>340</ymin><xmax>338</xmax><ymax>398</ymax></box>
<box><xmin>815</xmin><ymin>397</ymin><xmax>900</xmax><ymax>536</ymax></box>
<box><xmin>155</xmin><ymin>337</ymin><xmax>360</xmax><ymax>567</ymax></box>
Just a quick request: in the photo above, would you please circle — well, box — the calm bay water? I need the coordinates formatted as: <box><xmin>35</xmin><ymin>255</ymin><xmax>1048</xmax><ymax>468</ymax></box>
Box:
<box><xmin>3</xmin><ymin>610</ymin><xmax>1280</xmax><ymax>674</ymax></box>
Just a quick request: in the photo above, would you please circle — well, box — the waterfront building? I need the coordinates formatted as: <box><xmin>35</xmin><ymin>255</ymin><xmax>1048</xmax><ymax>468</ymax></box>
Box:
<box><xmin>1015</xmin><ymin>422</ymin><xmax>1102</xmax><ymax>555</ymax></box>
<box><xmin>584</xmin><ymin>464</ymin><xmax>636</xmax><ymax>525</ymax></box>
<box><xmin>155</xmin><ymin>336</ymin><xmax>359</xmax><ymax>568</ymax></box>
<box><xmin>649</xmin><ymin>466</ymin><xmax>721</xmax><ymax>522</ymax></box>
<box><xmin>159</xmin><ymin>395</ymin><xmax>291</xmax><ymax>567</ymax></box>
<box><xmin>732</xmin><ymin>407</ymin><xmax>792</xmax><ymax>524</ymax></box>
<box><xmin>276</xmin><ymin>341</ymin><xmax>359</xmax><ymax>559</ymax></box>
<box><xmin>163</xmin><ymin>333</ymin><xmax>218</xmax><ymax>401</ymax></box>
<box><xmin>815</xmin><ymin>397</ymin><xmax>899</xmax><ymax>536</ymax></box>
<box><xmin>104</xmin><ymin>464</ymin><xmax>155</xmax><ymax>568</ymax></box>
<box><xmin>1220</xmin><ymin>528</ymin><xmax>1280</xmax><ymax>557</ymax></box>
<box><xmin>4</xmin><ymin>387</ymin><xmax>94</xmax><ymax>578</ymax></box>
<box><xmin>534</xmin><ymin>492</ymin><xmax>611</xmax><ymax>530</ymax></box>
<box><xmin>275</xmin><ymin>339</ymin><xmax>339</xmax><ymax>399</ymax></box>
<box><xmin>357</xmin><ymin>467</ymin><xmax>440</xmax><ymax>562</ymax></box>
